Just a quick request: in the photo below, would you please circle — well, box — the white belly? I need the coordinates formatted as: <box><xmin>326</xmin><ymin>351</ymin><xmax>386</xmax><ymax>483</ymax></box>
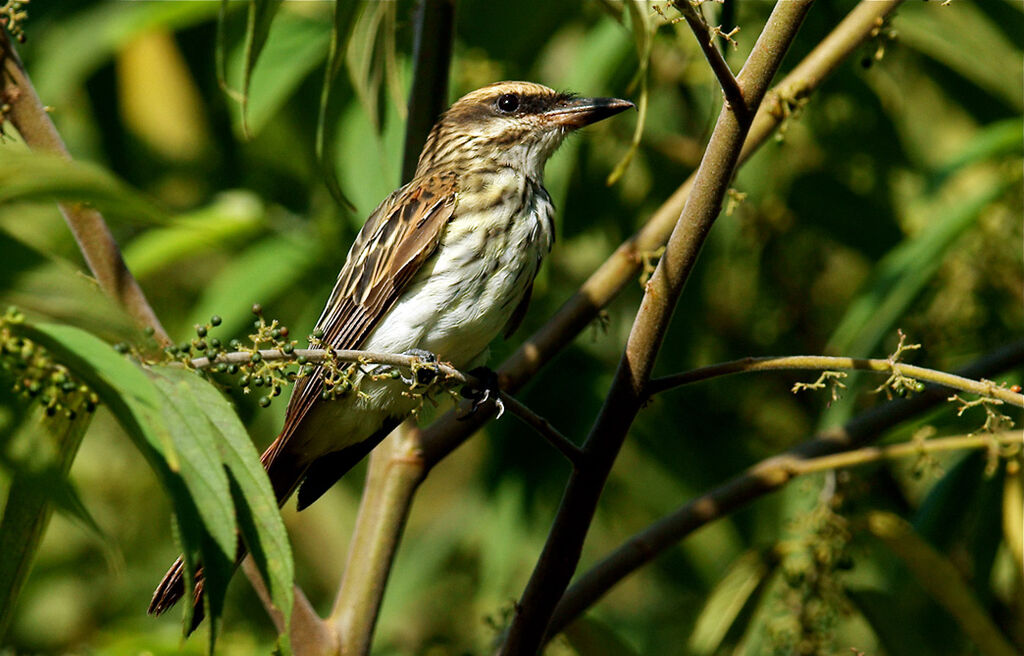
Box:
<box><xmin>362</xmin><ymin>169</ymin><xmax>553</xmax><ymax>368</ymax></box>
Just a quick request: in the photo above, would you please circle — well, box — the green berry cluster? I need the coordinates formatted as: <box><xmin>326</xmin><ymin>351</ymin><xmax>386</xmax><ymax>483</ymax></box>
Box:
<box><xmin>0</xmin><ymin>0</ymin><xmax>30</xmax><ymax>44</ymax></box>
<box><xmin>1</xmin><ymin>308</ymin><xmax>98</xmax><ymax>420</ymax></box>
<box><xmin>307</xmin><ymin>327</ymin><xmax>365</xmax><ymax>402</ymax></box>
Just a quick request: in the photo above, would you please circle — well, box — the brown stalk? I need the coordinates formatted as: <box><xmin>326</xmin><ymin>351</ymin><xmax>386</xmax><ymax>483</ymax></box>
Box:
<box><xmin>0</xmin><ymin>29</ymin><xmax>170</xmax><ymax>344</ymax></box>
<box><xmin>499</xmin><ymin>2</ymin><xmax>817</xmax><ymax>652</ymax></box>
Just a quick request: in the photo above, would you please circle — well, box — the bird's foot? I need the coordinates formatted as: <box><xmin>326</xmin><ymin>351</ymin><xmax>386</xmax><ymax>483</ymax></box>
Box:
<box><xmin>403</xmin><ymin>349</ymin><xmax>440</xmax><ymax>387</ymax></box>
<box><xmin>458</xmin><ymin>367</ymin><xmax>505</xmax><ymax>420</ymax></box>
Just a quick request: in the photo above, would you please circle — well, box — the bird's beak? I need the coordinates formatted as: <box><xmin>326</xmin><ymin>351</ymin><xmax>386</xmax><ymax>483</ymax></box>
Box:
<box><xmin>544</xmin><ymin>96</ymin><xmax>635</xmax><ymax>130</ymax></box>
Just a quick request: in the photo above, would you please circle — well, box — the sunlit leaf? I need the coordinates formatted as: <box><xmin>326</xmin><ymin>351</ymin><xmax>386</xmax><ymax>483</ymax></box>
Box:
<box><xmin>226</xmin><ymin>10</ymin><xmax>332</xmax><ymax>138</ymax></box>
<box><xmin>316</xmin><ymin>0</ymin><xmax>361</xmax><ymax>211</ymax></box>
<box><xmin>154</xmin><ymin>366</ymin><xmax>293</xmax><ymax>642</ymax></box>
<box><xmin>867</xmin><ymin>511</ymin><xmax>1018</xmax><ymax>656</ymax></box>
<box><xmin>0</xmin><ymin>150</ymin><xmax>168</xmax><ymax>224</ymax></box>
<box><xmin>0</xmin><ymin>406</ymin><xmax>92</xmax><ymax>637</ymax></box>
<box><xmin>123</xmin><ymin>191</ymin><xmax>266</xmax><ymax>280</ymax></box>
<box><xmin>689</xmin><ymin>550</ymin><xmax>772</xmax><ymax>654</ymax></box>
<box><xmin>184</xmin><ymin>233</ymin><xmax>319</xmax><ymax>339</ymax></box>
<box><xmin>239</xmin><ymin>0</ymin><xmax>286</xmax><ymax>137</ymax></box>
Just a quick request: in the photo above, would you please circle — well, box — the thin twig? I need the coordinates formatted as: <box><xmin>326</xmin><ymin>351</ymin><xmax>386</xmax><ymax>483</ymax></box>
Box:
<box><xmin>499</xmin><ymin>393</ymin><xmax>584</xmax><ymax>468</ymax></box>
<box><xmin>646</xmin><ymin>354</ymin><xmax>1024</xmax><ymax>407</ymax></box>
<box><xmin>499</xmin><ymin>3</ymin><xmax>816</xmax><ymax>653</ymax></box>
<box><xmin>673</xmin><ymin>0</ymin><xmax>747</xmax><ymax>120</ymax></box>
<box><xmin>0</xmin><ymin>30</ymin><xmax>170</xmax><ymax>345</ymax></box>
<box><xmin>783</xmin><ymin>431</ymin><xmax>1020</xmax><ymax>476</ymax></box>
<box><xmin>546</xmin><ymin>340</ymin><xmax>1024</xmax><ymax>638</ymax></box>
<box><xmin>190</xmin><ymin>348</ymin><xmax>470</xmax><ymax>384</ymax></box>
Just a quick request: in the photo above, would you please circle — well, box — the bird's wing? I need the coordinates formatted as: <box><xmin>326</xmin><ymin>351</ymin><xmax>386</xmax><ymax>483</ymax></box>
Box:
<box><xmin>274</xmin><ymin>171</ymin><xmax>458</xmax><ymax>460</ymax></box>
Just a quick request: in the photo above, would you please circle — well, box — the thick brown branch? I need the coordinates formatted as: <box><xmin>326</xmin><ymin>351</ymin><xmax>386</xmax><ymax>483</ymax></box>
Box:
<box><xmin>547</xmin><ymin>340</ymin><xmax>1024</xmax><ymax>637</ymax></box>
<box><xmin>0</xmin><ymin>30</ymin><xmax>170</xmax><ymax>344</ymax></box>
<box><xmin>499</xmin><ymin>2</ymin><xmax>816</xmax><ymax>653</ymax></box>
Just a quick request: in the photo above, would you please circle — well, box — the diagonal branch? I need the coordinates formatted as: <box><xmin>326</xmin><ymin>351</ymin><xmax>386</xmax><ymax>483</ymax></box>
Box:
<box><xmin>499</xmin><ymin>392</ymin><xmax>584</xmax><ymax>468</ymax></box>
<box><xmin>0</xmin><ymin>29</ymin><xmax>170</xmax><ymax>345</ymax></box>
<box><xmin>646</xmin><ymin>354</ymin><xmax>1024</xmax><ymax>407</ymax></box>
<box><xmin>547</xmin><ymin>339</ymin><xmax>1024</xmax><ymax>637</ymax></box>
<box><xmin>499</xmin><ymin>2</ymin><xmax>816</xmax><ymax>653</ymax></box>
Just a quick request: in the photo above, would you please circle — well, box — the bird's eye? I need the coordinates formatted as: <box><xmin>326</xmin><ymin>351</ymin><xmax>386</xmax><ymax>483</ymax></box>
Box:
<box><xmin>496</xmin><ymin>93</ymin><xmax>520</xmax><ymax>114</ymax></box>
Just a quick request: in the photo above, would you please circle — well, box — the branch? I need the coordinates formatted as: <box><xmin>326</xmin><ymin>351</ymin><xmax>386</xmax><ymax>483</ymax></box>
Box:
<box><xmin>647</xmin><ymin>354</ymin><xmax>1024</xmax><ymax>407</ymax></box>
<box><xmin>672</xmin><ymin>0</ymin><xmax>746</xmax><ymax>119</ymax></box>
<box><xmin>499</xmin><ymin>2</ymin><xmax>816</xmax><ymax>653</ymax></box>
<box><xmin>499</xmin><ymin>393</ymin><xmax>584</xmax><ymax>468</ymax></box>
<box><xmin>401</xmin><ymin>0</ymin><xmax>455</xmax><ymax>182</ymax></box>
<box><xmin>416</xmin><ymin>0</ymin><xmax>907</xmax><ymax>472</ymax></box>
<box><xmin>191</xmin><ymin>348</ymin><xmax>580</xmax><ymax>465</ymax></box>
<box><xmin>547</xmin><ymin>340</ymin><xmax>1024</xmax><ymax>637</ymax></box>
<box><xmin>329</xmin><ymin>421</ymin><xmax>423</xmax><ymax>656</ymax></box>
<box><xmin>0</xmin><ymin>29</ymin><xmax>170</xmax><ymax>345</ymax></box>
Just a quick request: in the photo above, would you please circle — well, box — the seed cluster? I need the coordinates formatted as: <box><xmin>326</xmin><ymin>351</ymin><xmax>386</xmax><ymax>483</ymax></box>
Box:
<box><xmin>1</xmin><ymin>308</ymin><xmax>98</xmax><ymax>419</ymax></box>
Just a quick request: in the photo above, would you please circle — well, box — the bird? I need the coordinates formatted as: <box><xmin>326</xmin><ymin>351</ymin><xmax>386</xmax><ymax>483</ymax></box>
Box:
<box><xmin>148</xmin><ymin>81</ymin><xmax>633</xmax><ymax>628</ymax></box>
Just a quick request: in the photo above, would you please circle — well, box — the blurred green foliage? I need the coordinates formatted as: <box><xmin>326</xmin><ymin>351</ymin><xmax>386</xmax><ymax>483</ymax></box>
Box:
<box><xmin>0</xmin><ymin>1</ymin><xmax>1022</xmax><ymax>654</ymax></box>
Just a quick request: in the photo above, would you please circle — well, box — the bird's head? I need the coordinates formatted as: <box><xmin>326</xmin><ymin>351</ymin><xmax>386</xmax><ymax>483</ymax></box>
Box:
<box><xmin>415</xmin><ymin>81</ymin><xmax>633</xmax><ymax>178</ymax></box>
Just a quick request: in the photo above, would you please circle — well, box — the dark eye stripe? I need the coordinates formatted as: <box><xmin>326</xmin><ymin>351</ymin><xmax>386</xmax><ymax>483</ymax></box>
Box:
<box><xmin>492</xmin><ymin>92</ymin><xmax>553</xmax><ymax>116</ymax></box>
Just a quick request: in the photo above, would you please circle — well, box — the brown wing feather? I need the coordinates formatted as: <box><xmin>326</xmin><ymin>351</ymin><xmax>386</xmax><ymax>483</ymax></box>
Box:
<box><xmin>150</xmin><ymin>173</ymin><xmax>459</xmax><ymax>626</ymax></box>
<box><xmin>270</xmin><ymin>171</ymin><xmax>458</xmax><ymax>463</ymax></box>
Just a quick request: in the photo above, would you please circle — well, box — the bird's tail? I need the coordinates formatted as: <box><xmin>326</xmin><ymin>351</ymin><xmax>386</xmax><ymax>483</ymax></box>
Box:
<box><xmin>147</xmin><ymin>434</ymin><xmax>306</xmax><ymax>631</ymax></box>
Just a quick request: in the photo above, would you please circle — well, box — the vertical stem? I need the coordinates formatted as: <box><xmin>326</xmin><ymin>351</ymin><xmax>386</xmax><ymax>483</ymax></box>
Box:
<box><xmin>401</xmin><ymin>0</ymin><xmax>456</xmax><ymax>183</ymax></box>
<box><xmin>329</xmin><ymin>423</ymin><xmax>425</xmax><ymax>656</ymax></box>
<box><xmin>328</xmin><ymin>2</ymin><xmax>457</xmax><ymax>653</ymax></box>
<box><xmin>498</xmin><ymin>2</ymin><xmax>815</xmax><ymax>653</ymax></box>
<box><xmin>0</xmin><ymin>30</ymin><xmax>170</xmax><ymax>344</ymax></box>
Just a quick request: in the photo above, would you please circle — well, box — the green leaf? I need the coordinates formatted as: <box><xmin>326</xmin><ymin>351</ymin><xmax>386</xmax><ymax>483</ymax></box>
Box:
<box><xmin>346</xmin><ymin>1</ymin><xmax>401</xmax><ymax>135</ymax></box>
<box><xmin>0</xmin><ymin>150</ymin><xmax>169</xmax><ymax>224</ymax></box>
<box><xmin>316</xmin><ymin>0</ymin><xmax>361</xmax><ymax>211</ymax></box>
<box><xmin>867</xmin><ymin>511</ymin><xmax>1018</xmax><ymax>656</ymax></box>
<box><xmin>689</xmin><ymin>550</ymin><xmax>772</xmax><ymax>655</ymax></box>
<box><xmin>606</xmin><ymin>0</ymin><xmax>651</xmax><ymax>186</ymax></box>
<box><xmin>0</xmin><ymin>406</ymin><xmax>92</xmax><ymax>639</ymax></box>
<box><xmin>826</xmin><ymin>180</ymin><xmax>1012</xmax><ymax>358</ymax></box>
<box><xmin>226</xmin><ymin>10</ymin><xmax>332</xmax><ymax>138</ymax></box>
<box><xmin>123</xmin><ymin>191</ymin><xmax>266</xmax><ymax>280</ymax></box>
<box><xmin>239</xmin><ymin>0</ymin><xmax>286</xmax><ymax>137</ymax></box>
<box><xmin>562</xmin><ymin>615</ymin><xmax>641</xmax><ymax>656</ymax></box>
<box><xmin>184</xmin><ymin>233</ymin><xmax>319</xmax><ymax>340</ymax></box>
<box><xmin>899</xmin><ymin>2</ymin><xmax>1024</xmax><ymax>112</ymax></box>
<box><xmin>148</xmin><ymin>371</ymin><xmax>237</xmax><ymax>564</ymax></box>
<box><xmin>0</xmin><ymin>228</ymin><xmax>136</xmax><ymax>341</ymax></box>
<box><xmin>929</xmin><ymin>118</ymin><xmax>1024</xmax><ymax>189</ymax></box>
<box><xmin>5</xmin><ymin>322</ymin><xmax>237</xmax><ymax>636</ymax></box>
<box><xmin>153</xmin><ymin>366</ymin><xmax>293</xmax><ymax>639</ymax></box>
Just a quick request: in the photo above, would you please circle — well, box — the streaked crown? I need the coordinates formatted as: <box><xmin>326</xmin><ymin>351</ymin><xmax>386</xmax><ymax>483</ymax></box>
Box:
<box><xmin>415</xmin><ymin>81</ymin><xmax>633</xmax><ymax>179</ymax></box>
